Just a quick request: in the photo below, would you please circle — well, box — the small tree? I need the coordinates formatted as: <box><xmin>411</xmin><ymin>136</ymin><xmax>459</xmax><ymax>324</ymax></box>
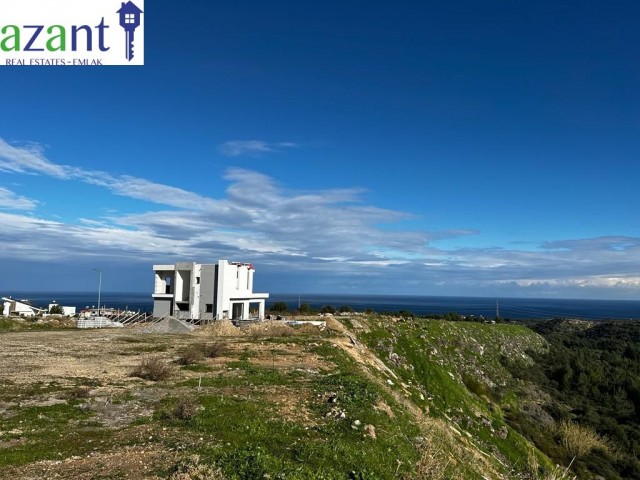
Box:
<box><xmin>339</xmin><ymin>305</ymin><xmax>353</xmax><ymax>313</ymax></box>
<box><xmin>49</xmin><ymin>304</ymin><xmax>64</xmax><ymax>315</ymax></box>
<box><xmin>270</xmin><ymin>301</ymin><xmax>288</xmax><ymax>313</ymax></box>
<box><xmin>299</xmin><ymin>303</ymin><xmax>313</xmax><ymax>314</ymax></box>
<box><xmin>321</xmin><ymin>305</ymin><xmax>336</xmax><ymax>314</ymax></box>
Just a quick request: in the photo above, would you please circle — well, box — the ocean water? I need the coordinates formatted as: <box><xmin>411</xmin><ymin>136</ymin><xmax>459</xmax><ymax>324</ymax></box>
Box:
<box><xmin>4</xmin><ymin>291</ymin><xmax>640</xmax><ymax>320</ymax></box>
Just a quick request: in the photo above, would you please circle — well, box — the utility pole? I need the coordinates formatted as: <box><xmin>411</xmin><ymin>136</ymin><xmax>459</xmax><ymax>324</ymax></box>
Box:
<box><xmin>93</xmin><ymin>269</ymin><xmax>102</xmax><ymax>316</ymax></box>
<box><xmin>496</xmin><ymin>299</ymin><xmax>500</xmax><ymax>321</ymax></box>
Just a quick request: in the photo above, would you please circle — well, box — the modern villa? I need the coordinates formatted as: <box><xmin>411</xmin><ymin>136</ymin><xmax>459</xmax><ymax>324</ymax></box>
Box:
<box><xmin>1</xmin><ymin>297</ymin><xmax>46</xmax><ymax>317</ymax></box>
<box><xmin>152</xmin><ymin>260</ymin><xmax>269</xmax><ymax>322</ymax></box>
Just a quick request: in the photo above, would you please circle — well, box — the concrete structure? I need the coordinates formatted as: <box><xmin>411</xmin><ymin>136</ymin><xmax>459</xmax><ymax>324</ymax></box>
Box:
<box><xmin>2</xmin><ymin>297</ymin><xmax>46</xmax><ymax>317</ymax></box>
<box><xmin>152</xmin><ymin>260</ymin><xmax>269</xmax><ymax>322</ymax></box>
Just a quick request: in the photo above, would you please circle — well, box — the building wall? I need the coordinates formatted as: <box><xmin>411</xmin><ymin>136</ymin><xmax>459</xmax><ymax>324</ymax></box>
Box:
<box><xmin>153</xmin><ymin>265</ymin><xmax>175</xmax><ymax>295</ymax></box>
<box><xmin>153</xmin><ymin>298</ymin><xmax>172</xmax><ymax>317</ymax></box>
<box><xmin>198</xmin><ymin>264</ymin><xmax>216</xmax><ymax>321</ymax></box>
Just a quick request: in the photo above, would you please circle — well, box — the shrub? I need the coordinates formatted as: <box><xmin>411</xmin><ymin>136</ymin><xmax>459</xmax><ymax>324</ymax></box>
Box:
<box><xmin>131</xmin><ymin>356</ymin><xmax>175</xmax><ymax>381</ymax></box>
<box><xmin>173</xmin><ymin>397</ymin><xmax>199</xmax><ymax>420</ymax></box>
<box><xmin>170</xmin><ymin>454</ymin><xmax>225</xmax><ymax>480</ymax></box>
<box><xmin>298</xmin><ymin>303</ymin><xmax>313</xmax><ymax>314</ymax></box>
<box><xmin>556</xmin><ymin>420</ymin><xmax>612</xmax><ymax>458</ymax></box>
<box><xmin>178</xmin><ymin>345</ymin><xmax>205</xmax><ymax>365</ymax></box>
<box><xmin>527</xmin><ymin>452</ymin><xmax>577</xmax><ymax>480</ymax></box>
<box><xmin>49</xmin><ymin>304</ymin><xmax>64</xmax><ymax>315</ymax></box>
<box><xmin>67</xmin><ymin>386</ymin><xmax>91</xmax><ymax>399</ymax></box>
<box><xmin>415</xmin><ymin>441</ymin><xmax>450</xmax><ymax>480</ymax></box>
<box><xmin>462</xmin><ymin>373</ymin><xmax>493</xmax><ymax>400</ymax></box>
<box><xmin>203</xmin><ymin>342</ymin><xmax>227</xmax><ymax>358</ymax></box>
<box><xmin>321</xmin><ymin>305</ymin><xmax>336</xmax><ymax>314</ymax></box>
<box><xmin>269</xmin><ymin>301</ymin><xmax>288</xmax><ymax>313</ymax></box>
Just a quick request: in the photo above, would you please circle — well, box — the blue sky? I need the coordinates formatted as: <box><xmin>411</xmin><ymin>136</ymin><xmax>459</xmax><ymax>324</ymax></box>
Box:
<box><xmin>1</xmin><ymin>0</ymin><xmax>639</xmax><ymax>299</ymax></box>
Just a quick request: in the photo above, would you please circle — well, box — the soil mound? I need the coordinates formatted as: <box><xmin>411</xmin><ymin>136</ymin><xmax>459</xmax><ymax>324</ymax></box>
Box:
<box><xmin>325</xmin><ymin>317</ymin><xmax>347</xmax><ymax>333</ymax></box>
<box><xmin>197</xmin><ymin>319</ymin><xmax>242</xmax><ymax>337</ymax></box>
<box><xmin>243</xmin><ymin>321</ymin><xmax>296</xmax><ymax>337</ymax></box>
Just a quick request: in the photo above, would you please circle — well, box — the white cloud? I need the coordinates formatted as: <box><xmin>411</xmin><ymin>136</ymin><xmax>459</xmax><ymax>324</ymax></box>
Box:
<box><xmin>217</xmin><ymin>140</ymin><xmax>298</xmax><ymax>157</ymax></box>
<box><xmin>0</xmin><ymin>187</ymin><xmax>38</xmax><ymax>210</ymax></box>
<box><xmin>1</xmin><ymin>138</ymin><xmax>640</xmax><ymax>298</ymax></box>
<box><xmin>0</xmin><ymin>139</ymin><xmax>67</xmax><ymax>178</ymax></box>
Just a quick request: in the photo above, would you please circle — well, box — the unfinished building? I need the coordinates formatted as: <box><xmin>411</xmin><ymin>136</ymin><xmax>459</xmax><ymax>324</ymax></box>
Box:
<box><xmin>152</xmin><ymin>260</ymin><xmax>269</xmax><ymax>322</ymax></box>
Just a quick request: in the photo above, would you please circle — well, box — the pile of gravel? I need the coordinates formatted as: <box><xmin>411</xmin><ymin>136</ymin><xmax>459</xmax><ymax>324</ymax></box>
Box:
<box><xmin>137</xmin><ymin>317</ymin><xmax>196</xmax><ymax>334</ymax></box>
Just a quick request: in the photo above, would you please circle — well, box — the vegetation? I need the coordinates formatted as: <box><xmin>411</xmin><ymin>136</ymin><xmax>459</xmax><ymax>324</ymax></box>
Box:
<box><xmin>3</xmin><ymin>312</ymin><xmax>638</xmax><ymax>479</ymax></box>
<box><xmin>49</xmin><ymin>304</ymin><xmax>64</xmax><ymax>314</ymax></box>
<box><xmin>298</xmin><ymin>303</ymin><xmax>314</xmax><ymax>314</ymax></box>
<box><xmin>130</xmin><ymin>356</ymin><xmax>175</xmax><ymax>381</ymax></box>
<box><xmin>506</xmin><ymin>319</ymin><xmax>640</xmax><ymax>479</ymax></box>
<box><xmin>320</xmin><ymin>305</ymin><xmax>336</xmax><ymax>314</ymax></box>
<box><xmin>269</xmin><ymin>301</ymin><xmax>288</xmax><ymax>313</ymax></box>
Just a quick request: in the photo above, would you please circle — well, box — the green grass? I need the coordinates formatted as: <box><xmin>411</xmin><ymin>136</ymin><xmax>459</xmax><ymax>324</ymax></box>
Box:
<box><xmin>162</xmin><ymin>339</ymin><xmax>423</xmax><ymax>479</ymax></box>
<box><xmin>0</xmin><ymin>318</ymin><xmax>63</xmax><ymax>331</ymax></box>
<box><xmin>0</xmin><ymin>401</ymin><xmax>112</xmax><ymax>468</ymax></box>
<box><xmin>359</xmin><ymin>316</ymin><xmax>551</xmax><ymax>477</ymax></box>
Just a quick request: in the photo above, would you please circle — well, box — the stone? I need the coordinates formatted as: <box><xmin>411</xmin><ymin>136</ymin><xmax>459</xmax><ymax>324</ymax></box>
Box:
<box><xmin>364</xmin><ymin>424</ymin><xmax>376</xmax><ymax>439</ymax></box>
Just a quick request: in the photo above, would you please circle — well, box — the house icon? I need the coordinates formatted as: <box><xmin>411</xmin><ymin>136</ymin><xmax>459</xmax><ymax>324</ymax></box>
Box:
<box><xmin>116</xmin><ymin>1</ymin><xmax>143</xmax><ymax>61</ymax></box>
<box><xmin>117</xmin><ymin>1</ymin><xmax>143</xmax><ymax>30</ymax></box>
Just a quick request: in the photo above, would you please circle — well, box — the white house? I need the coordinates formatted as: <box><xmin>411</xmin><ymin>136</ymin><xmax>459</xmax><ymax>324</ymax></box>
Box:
<box><xmin>152</xmin><ymin>260</ymin><xmax>269</xmax><ymax>322</ymax></box>
<box><xmin>2</xmin><ymin>297</ymin><xmax>46</xmax><ymax>317</ymax></box>
<box><xmin>48</xmin><ymin>303</ymin><xmax>77</xmax><ymax>316</ymax></box>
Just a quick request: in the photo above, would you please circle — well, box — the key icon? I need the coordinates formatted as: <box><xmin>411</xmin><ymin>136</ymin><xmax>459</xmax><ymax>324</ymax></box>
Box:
<box><xmin>117</xmin><ymin>2</ymin><xmax>143</xmax><ymax>62</ymax></box>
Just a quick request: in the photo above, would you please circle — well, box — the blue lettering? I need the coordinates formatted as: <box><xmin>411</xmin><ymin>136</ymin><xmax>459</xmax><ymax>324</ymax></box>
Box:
<box><xmin>24</xmin><ymin>25</ymin><xmax>44</xmax><ymax>51</ymax></box>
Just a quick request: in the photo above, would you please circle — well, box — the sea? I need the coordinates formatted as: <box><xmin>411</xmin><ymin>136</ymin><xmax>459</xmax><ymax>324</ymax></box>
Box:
<box><xmin>4</xmin><ymin>292</ymin><xmax>640</xmax><ymax>321</ymax></box>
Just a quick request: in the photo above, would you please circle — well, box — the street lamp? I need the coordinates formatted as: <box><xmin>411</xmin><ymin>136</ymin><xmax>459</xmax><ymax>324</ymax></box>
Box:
<box><xmin>93</xmin><ymin>269</ymin><xmax>102</xmax><ymax>316</ymax></box>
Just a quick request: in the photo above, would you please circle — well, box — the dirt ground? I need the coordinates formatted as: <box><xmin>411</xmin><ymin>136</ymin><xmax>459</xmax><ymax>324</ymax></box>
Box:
<box><xmin>0</xmin><ymin>323</ymin><xmax>331</xmax><ymax>479</ymax></box>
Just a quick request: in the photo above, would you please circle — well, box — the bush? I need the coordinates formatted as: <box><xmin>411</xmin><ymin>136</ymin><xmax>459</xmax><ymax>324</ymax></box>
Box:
<box><xmin>173</xmin><ymin>397</ymin><xmax>199</xmax><ymax>420</ymax></box>
<box><xmin>556</xmin><ymin>420</ymin><xmax>612</xmax><ymax>458</ymax></box>
<box><xmin>203</xmin><ymin>342</ymin><xmax>227</xmax><ymax>358</ymax></box>
<box><xmin>131</xmin><ymin>356</ymin><xmax>175</xmax><ymax>381</ymax></box>
<box><xmin>269</xmin><ymin>301</ymin><xmax>288</xmax><ymax>313</ymax></box>
<box><xmin>415</xmin><ymin>441</ymin><xmax>450</xmax><ymax>480</ymax></box>
<box><xmin>178</xmin><ymin>345</ymin><xmax>206</xmax><ymax>365</ymax></box>
<box><xmin>321</xmin><ymin>305</ymin><xmax>336</xmax><ymax>314</ymax></box>
<box><xmin>298</xmin><ymin>303</ymin><xmax>314</xmax><ymax>314</ymax></box>
<box><xmin>49</xmin><ymin>304</ymin><xmax>64</xmax><ymax>315</ymax></box>
<box><xmin>170</xmin><ymin>454</ymin><xmax>225</xmax><ymax>480</ymax></box>
<box><xmin>67</xmin><ymin>386</ymin><xmax>91</xmax><ymax>399</ymax></box>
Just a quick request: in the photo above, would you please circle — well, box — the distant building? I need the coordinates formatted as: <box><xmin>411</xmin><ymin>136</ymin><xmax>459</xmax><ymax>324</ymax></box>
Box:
<box><xmin>152</xmin><ymin>260</ymin><xmax>269</xmax><ymax>321</ymax></box>
<box><xmin>48</xmin><ymin>303</ymin><xmax>77</xmax><ymax>316</ymax></box>
<box><xmin>2</xmin><ymin>297</ymin><xmax>46</xmax><ymax>317</ymax></box>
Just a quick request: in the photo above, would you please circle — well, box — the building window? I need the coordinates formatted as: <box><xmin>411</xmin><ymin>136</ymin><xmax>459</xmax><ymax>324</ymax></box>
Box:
<box><xmin>125</xmin><ymin>13</ymin><xmax>135</xmax><ymax>23</ymax></box>
<box><xmin>206</xmin><ymin>304</ymin><xmax>213</xmax><ymax>313</ymax></box>
<box><xmin>196</xmin><ymin>277</ymin><xmax>200</xmax><ymax>284</ymax></box>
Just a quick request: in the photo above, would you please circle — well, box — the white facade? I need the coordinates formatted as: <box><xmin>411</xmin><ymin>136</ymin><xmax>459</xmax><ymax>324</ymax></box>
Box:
<box><xmin>2</xmin><ymin>297</ymin><xmax>46</xmax><ymax>317</ymax></box>
<box><xmin>48</xmin><ymin>304</ymin><xmax>77</xmax><ymax>316</ymax></box>
<box><xmin>152</xmin><ymin>260</ymin><xmax>269</xmax><ymax>321</ymax></box>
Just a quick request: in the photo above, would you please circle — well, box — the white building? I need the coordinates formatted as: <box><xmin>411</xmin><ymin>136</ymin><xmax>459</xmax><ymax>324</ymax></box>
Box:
<box><xmin>2</xmin><ymin>297</ymin><xmax>46</xmax><ymax>317</ymax></box>
<box><xmin>152</xmin><ymin>260</ymin><xmax>269</xmax><ymax>322</ymax></box>
<box><xmin>48</xmin><ymin>303</ymin><xmax>77</xmax><ymax>316</ymax></box>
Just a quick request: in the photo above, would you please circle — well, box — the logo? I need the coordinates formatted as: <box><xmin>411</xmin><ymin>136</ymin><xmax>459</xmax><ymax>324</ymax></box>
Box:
<box><xmin>0</xmin><ymin>0</ymin><xmax>145</xmax><ymax>66</ymax></box>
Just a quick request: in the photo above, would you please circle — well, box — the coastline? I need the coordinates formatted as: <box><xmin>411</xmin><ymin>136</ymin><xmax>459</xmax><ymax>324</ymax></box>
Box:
<box><xmin>4</xmin><ymin>291</ymin><xmax>640</xmax><ymax>321</ymax></box>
